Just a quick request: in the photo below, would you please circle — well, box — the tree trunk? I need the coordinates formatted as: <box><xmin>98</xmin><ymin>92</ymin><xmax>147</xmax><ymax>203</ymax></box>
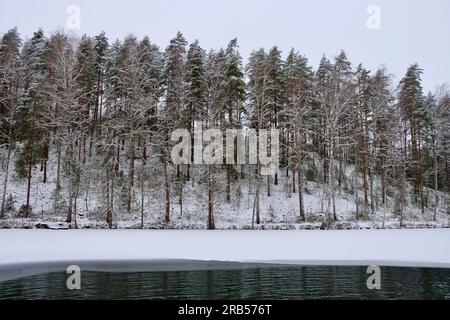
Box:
<box><xmin>42</xmin><ymin>131</ymin><xmax>49</xmax><ymax>183</ymax></box>
<box><xmin>127</xmin><ymin>137</ymin><xmax>135</xmax><ymax>213</ymax></box>
<box><xmin>105</xmin><ymin>167</ymin><xmax>109</xmax><ymax>213</ymax></box>
<box><xmin>256</xmin><ymin>165</ymin><xmax>260</xmax><ymax>225</ymax></box>
<box><xmin>56</xmin><ymin>139</ymin><xmax>62</xmax><ymax>190</ymax></box>
<box><xmin>84</xmin><ymin>161</ymin><xmax>92</xmax><ymax>215</ymax></box>
<box><xmin>141</xmin><ymin>151</ymin><xmax>145</xmax><ymax>228</ymax></box>
<box><xmin>323</xmin><ymin>154</ymin><xmax>329</xmax><ymax>184</ymax></box>
<box><xmin>355</xmin><ymin>160</ymin><xmax>359</xmax><ymax>221</ymax></box>
<box><xmin>25</xmin><ymin>162</ymin><xmax>32</xmax><ymax>219</ymax></box>
<box><xmin>434</xmin><ymin>146</ymin><xmax>438</xmax><ymax>221</ymax></box>
<box><xmin>115</xmin><ymin>141</ymin><xmax>120</xmax><ymax>172</ymax></box>
<box><xmin>361</xmin><ymin>111</ymin><xmax>369</xmax><ymax>204</ymax></box>
<box><xmin>179</xmin><ymin>178</ymin><xmax>183</xmax><ymax>216</ymax></box>
<box><xmin>82</xmin><ymin>130</ymin><xmax>86</xmax><ymax>165</ymax></box>
<box><xmin>329</xmin><ymin>138</ymin><xmax>337</xmax><ymax>221</ymax></box>
<box><xmin>399</xmin><ymin>189</ymin><xmax>404</xmax><ymax>228</ymax></box>
<box><xmin>74</xmin><ymin>187</ymin><xmax>79</xmax><ymax>229</ymax></box>
<box><xmin>226</xmin><ymin>166</ymin><xmax>231</xmax><ymax>202</ymax></box>
<box><xmin>380</xmin><ymin>150</ymin><xmax>386</xmax><ymax>204</ymax></box>
<box><xmin>446</xmin><ymin>158</ymin><xmax>450</xmax><ymax>194</ymax></box>
<box><xmin>297</xmin><ymin>130</ymin><xmax>305</xmax><ymax>220</ymax></box>
<box><xmin>110</xmin><ymin>166</ymin><xmax>115</xmax><ymax>226</ymax></box>
<box><xmin>337</xmin><ymin>153</ymin><xmax>342</xmax><ymax>187</ymax></box>
<box><xmin>298</xmin><ymin>160</ymin><xmax>305</xmax><ymax>221</ymax></box>
<box><xmin>292</xmin><ymin>166</ymin><xmax>296</xmax><ymax>193</ymax></box>
<box><xmin>361</xmin><ymin>144</ymin><xmax>369</xmax><ymax>205</ymax></box>
<box><xmin>207</xmin><ymin>166</ymin><xmax>215</xmax><ymax>230</ymax></box>
<box><xmin>164</xmin><ymin>160</ymin><xmax>170</xmax><ymax>223</ymax></box>
<box><xmin>66</xmin><ymin>141</ymin><xmax>75</xmax><ymax>223</ymax></box>
<box><xmin>369</xmin><ymin>169</ymin><xmax>375</xmax><ymax>214</ymax></box>
<box><xmin>0</xmin><ymin>145</ymin><xmax>11</xmax><ymax>218</ymax></box>
<box><xmin>331</xmin><ymin>169</ymin><xmax>337</xmax><ymax>221</ymax></box>
<box><xmin>418</xmin><ymin>130</ymin><xmax>424</xmax><ymax>214</ymax></box>
<box><xmin>400</xmin><ymin>127</ymin><xmax>407</xmax><ymax>228</ymax></box>
<box><xmin>66</xmin><ymin>196</ymin><xmax>73</xmax><ymax>223</ymax></box>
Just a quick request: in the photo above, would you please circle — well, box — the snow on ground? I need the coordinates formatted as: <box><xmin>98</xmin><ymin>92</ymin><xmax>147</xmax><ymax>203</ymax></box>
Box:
<box><xmin>1</xmin><ymin>229</ymin><xmax>449</xmax><ymax>269</ymax></box>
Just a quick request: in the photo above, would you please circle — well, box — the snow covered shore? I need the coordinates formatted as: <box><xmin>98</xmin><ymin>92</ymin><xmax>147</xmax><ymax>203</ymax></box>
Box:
<box><xmin>1</xmin><ymin>229</ymin><xmax>449</xmax><ymax>277</ymax></box>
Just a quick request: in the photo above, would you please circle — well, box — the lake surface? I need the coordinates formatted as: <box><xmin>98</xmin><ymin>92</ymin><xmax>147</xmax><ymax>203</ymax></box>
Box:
<box><xmin>1</xmin><ymin>266</ymin><xmax>449</xmax><ymax>299</ymax></box>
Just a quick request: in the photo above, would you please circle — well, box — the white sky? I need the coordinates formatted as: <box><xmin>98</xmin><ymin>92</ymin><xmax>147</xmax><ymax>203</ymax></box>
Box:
<box><xmin>1</xmin><ymin>0</ymin><xmax>449</xmax><ymax>92</ymax></box>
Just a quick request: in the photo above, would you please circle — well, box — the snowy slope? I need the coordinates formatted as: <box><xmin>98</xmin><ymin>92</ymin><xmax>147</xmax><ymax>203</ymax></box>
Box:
<box><xmin>0</xmin><ymin>149</ymin><xmax>449</xmax><ymax>230</ymax></box>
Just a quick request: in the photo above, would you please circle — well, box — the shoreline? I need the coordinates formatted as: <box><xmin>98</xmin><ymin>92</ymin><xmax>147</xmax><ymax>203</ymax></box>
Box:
<box><xmin>1</xmin><ymin>259</ymin><xmax>450</xmax><ymax>283</ymax></box>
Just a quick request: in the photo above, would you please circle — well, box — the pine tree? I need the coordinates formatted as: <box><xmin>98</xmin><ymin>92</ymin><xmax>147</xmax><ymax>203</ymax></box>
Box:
<box><xmin>203</xmin><ymin>49</ymin><xmax>228</xmax><ymax>229</ymax></box>
<box><xmin>283</xmin><ymin>49</ymin><xmax>312</xmax><ymax>220</ymax></box>
<box><xmin>185</xmin><ymin>40</ymin><xmax>206</xmax><ymax>180</ymax></box>
<box><xmin>14</xmin><ymin>29</ymin><xmax>47</xmax><ymax>218</ymax></box>
<box><xmin>223</xmin><ymin>39</ymin><xmax>246</xmax><ymax>202</ymax></box>
<box><xmin>101</xmin><ymin>38</ymin><xmax>122</xmax><ymax>224</ymax></box>
<box><xmin>370</xmin><ymin>67</ymin><xmax>394</xmax><ymax>209</ymax></box>
<box><xmin>137</xmin><ymin>36</ymin><xmax>163</xmax><ymax>227</ymax></box>
<box><xmin>74</xmin><ymin>35</ymin><xmax>96</xmax><ymax>168</ymax></box>
<box><xmin>314</xmin><ymin>55</ymin><xmax>332</xmax><ymax>185</ymax></box>
<box><xmin>354</xmin><ymin>64</ymin><xmax>372</xmax><ymax>215</ymax></box>
<box><xmin>265</xmin><ymin>46</ymin><xmax>285</xmax><ymax>189</ymax></box>
<box><xmin>247</xmin><ymin>48</ymin><xmax>269</xmax><ymax>224</ymax></box>
<box><xmin>161</xmin><ymin>31</ymin><xmax>187</xmax><ymax>223</ymax></box>
<box><xmin>0</xmin><ymin>28</ymin><xmax>22</xmax><ymax>218</ymax></box>
<box><xmin>399</xmin><ymin>64</ymin><xmax>426</xmax><ymax>210</ymax></box>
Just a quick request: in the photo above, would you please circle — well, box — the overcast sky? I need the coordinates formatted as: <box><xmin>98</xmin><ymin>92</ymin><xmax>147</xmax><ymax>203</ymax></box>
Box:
<box><xmin>1</xmin><ymin>0</ymin><xmax>449</xmax><ymax>92</ymax></box>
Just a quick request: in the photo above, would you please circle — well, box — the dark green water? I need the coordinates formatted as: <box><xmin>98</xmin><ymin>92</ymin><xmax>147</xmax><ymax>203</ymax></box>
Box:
<box><xmin>1</xmin><ymin>266</ymin><xmax>449</xmax><ymax>299</ymax></box>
